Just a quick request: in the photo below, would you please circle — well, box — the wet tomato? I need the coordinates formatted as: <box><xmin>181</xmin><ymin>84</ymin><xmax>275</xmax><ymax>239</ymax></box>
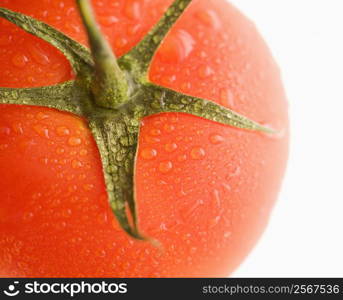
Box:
<box><xmin>0</xmin><ymin>0</ymin><xmax>288</xmax><ymax>277</ymax></box>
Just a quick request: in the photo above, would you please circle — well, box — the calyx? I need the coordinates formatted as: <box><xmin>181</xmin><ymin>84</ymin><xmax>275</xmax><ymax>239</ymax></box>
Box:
<box><xmin>0</xmin><ymin>0</ymin><xmax>273</xmax><ymax>240</ymax></box>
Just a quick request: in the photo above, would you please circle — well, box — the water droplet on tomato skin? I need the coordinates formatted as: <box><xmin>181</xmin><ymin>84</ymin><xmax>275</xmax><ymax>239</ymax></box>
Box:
<box><xmin>72</xmin><ymin>160</ymin><xmax>83</xmax><ymax>169</ymax></box>
<box><xmin>35</xmin><ymin>112</ymin><xmax>50</xmax><ymax>120</ymax></box>
<box><xmin>115</xmin><ymin>37</ymin><xmax>129</xmax><ymax>48</ymax></box>
<box><xmin>56</xmin><ymin>126</ymin><xmax>70</xmax><ymax>136</ymax></box>
<box><xmin>127</xmin><ymin>24</ymin><xmax>141</xmax><ymax>36</ymax></box>
<box><xmin>99</xmin><ymin>15</ymin><xmax>119</xmax><ymax>27</ymax></box>
<box><xmin>224</xmin><ymin>232</ymin><xmax>232</xmax><ymax>239</ymax></box>
<box><xmin>219</xmin><ymin>88</ymin><xmax>235</xmax><ymax>107</ymax></box>
<box><xmin>159</xmin><ymin>161</ymin><xmax>173</xmax><ymax>174</ymax></box>
<box><xmin>212</xmin><ymin>189</ymin><xmax>222</xmax><ymax>209</ymax></box>
<box><xmin>195</xmin><ymin>9</ymin><xmax>221</xmax><ymax>30</ymax></box>
<box><xmin>226</xmin><ymin>165</ymin><xmax>241</xmax><ymax>179</ymax></box>
<box><xmin>56</xmin><ymin>147</ymin><xmax>65</xmax><ymax>155</ymax></box>
<box><xmin>165</xmin><ymin>143</ymin><xmax>178</xmax><ymax>153</ymax></box>
<box><xmin>0</xmin><ymin>34</ymin><xmax>12</xmax><ymax>46</ymax></box>
<box><xmin>140</xmin><ymin>148</ymin><xmax>158</xmax><ymax>160</ymax></box>
<box><xmin>198</xmin><ymin>65</ymin><xmax>214</xmax><ymax>79</ymax></box>
<box><xmin>68</xmin><ymin>137</ymin><xmax>82</xmax><ymax>146</ymax></box>
<box><xmin>80</xmin><ymin>149</ymin><xmax>88</xmax><ymax>156</ymax></box>
<box><xmin>28</xmin><ymin>45</ymin><xmax>51</xmax><ymax>65</ymax></box>
<box><xmin>124</xmin><ymin>0</ymin><xmax>142</xmax><ymax>20</ymax></box>
<box><xmin>190</xmin><ymin>147</ymin><xmax>206</xmax><ymax>160</ymax></box>
<box><xmin>158</xmin><ymin>29</ymin><xmax>195</xmax><ymax>63</ymax></box>
<box><xmin>209</xmin><ymin>134</ymin><xmax>225</xmax><ymax>145</ymax></box>
<box><xmin>177</xmin><ymin>154</ymin><xmax>187</xmax><ymax>162</ymax></box>
<box><xmin>12</xmin><ymin>53</ymin><xmax>29</xmax><ymax>68</ymax></box>
<box><xmin>222</xmin><ymin>183</ymin><xmax>232</xmax><ymax>192</ymax></box>
<box><xmin>163</xmin><ymin>123</ymin><xmax>175</xmax><ymax>133</ymax></box>
<box><xmin>149</xmin><ymin>128</ymin><xmax>161</xmax><ymax>136</ymax></box>
<box><xmin>33</xmin><ymin>124</ymin><xmax>50</xmax><ymax>139</ymax></box>
<box><xmin>161</xmin><ymin>75</ymin><xmax>177</xmax><ymax>85</ymax></box>
<box><xmin>83</xmin><ymin>184</ymin><xmax>94</xmax><ymax>191</ymax></box>
<box><xmin>22</xmin><ymin>212</ymin><xmax>34</xmax><ymax>222</ymax></box>
<box><xmin>12</xmin><ymin>123</ymin><xmax>24</xmax><ymax>135</ymax></box>
<box><xmin>210</xmin><ymin>216</ymin><xmax>222</xmax><ymax>228</ymax></box>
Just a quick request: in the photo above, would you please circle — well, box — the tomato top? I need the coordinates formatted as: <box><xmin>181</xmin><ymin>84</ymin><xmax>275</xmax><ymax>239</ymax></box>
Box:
<box><xmin>0</xmin><ymin>0</ymin><xmax>288</xmax><ymax>277</ymax></box>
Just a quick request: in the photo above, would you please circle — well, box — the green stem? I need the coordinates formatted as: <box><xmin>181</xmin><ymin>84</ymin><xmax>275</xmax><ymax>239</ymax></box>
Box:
<box><xmin>76</xmin><ymin>0</ymin><xmax>129</xmax><ymax>109</ymax></box>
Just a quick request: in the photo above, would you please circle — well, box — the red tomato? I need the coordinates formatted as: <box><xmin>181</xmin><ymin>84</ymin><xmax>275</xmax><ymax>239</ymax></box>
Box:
<box><xmin>0</xmin><ymin>0</ymin><xmax>288</xmax><ymax>277</ymax></box>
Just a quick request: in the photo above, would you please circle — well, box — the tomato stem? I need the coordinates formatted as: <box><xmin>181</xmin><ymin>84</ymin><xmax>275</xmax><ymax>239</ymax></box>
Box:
<box><xmin>76</xmin><ymin>0</ymin><xmax>130</xmax><ymax>109</ymax></box>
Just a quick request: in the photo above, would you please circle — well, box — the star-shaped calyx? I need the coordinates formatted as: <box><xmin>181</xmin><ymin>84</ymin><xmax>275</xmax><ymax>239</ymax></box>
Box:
<box><xmin>0</xmin><ymin>0</ymin><xmax>273</xmax><ymax>240</ymax></box>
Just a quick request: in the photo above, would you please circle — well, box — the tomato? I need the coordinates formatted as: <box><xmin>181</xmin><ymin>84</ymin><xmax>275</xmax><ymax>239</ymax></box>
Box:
<box><xmin>0</xmin><ymin>0</ymin><xmax>288</xmax><ymax>277</ymax></box>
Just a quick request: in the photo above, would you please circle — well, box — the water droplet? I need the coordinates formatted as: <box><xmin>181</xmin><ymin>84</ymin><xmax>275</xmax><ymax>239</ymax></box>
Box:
<box><xmin>56</xmin><ymin>147</ymin><xmax>65</xmax><ymax>154</ymax></box>
<box><xmin>83</xmin><ymin>184</ymin><xmax>94</xmax><ymax>191</ymax></box>
<box><xmin>159</xmin><ymin>161</ymin><xmax>173</xmax><ymax>174</ymax></box>
<box><xmin>161</xmin><ymin>75</ymin><xmax>176</xmax><ymax>85</ymax></box>
<box><xmin>191</xmin><ymin>147</ymin><xmax>206</xmax><ymax>160</ymax></box>
<box><xmin>33</xmin><ymin>124</ymin><xmax>50</xmax><ymax>138</ymax></box>
<box><xmin>209</xmin><ymin>134</ymin><xmax>224</xmax><ymax>145</ymax></box>
<box><xmin>68</xmin><ymin>185</ymin><xmax>78</xmax><ymax>193</ymax></box>
<box><xmin>80</xmin><ymin>149</ymin><xmax>88</xmax><ymax>156</ymax></box>
<box><xmin>210</xmin><ymin>216</ymin><xmax>221</xmax><ymax>228</ymax></box>
<box><xmin>181</xmin><ymin>82</ymin><xmax>192</xmax><ymax>91</ymax></box>
<box><xmin>140</xmin><ymin>148</ymin><xmax>157</xmax><ymax>160</ymax></box>
<box><xmin>128</xmin><ymin>24</ymin><xmax>141</xmax><ymax>35</ymax></box>
<box><xmin>165</xmin><ymin>143</ymin><xmax>177</xmax><ymax>152</ymax></box>
<box><xmin>56</xmin><ymin>126</ymin><xmax>70</xmax><ymax>136</ymax></box>
<box><xmin>226</xmin><ymin>165</ymin><xmax>241</xmax><ymax>179</ymax></box>
<box><xmin>59</xmin><ymin>221</ymin><xmax>67</xmax><ymax>228</ymax></box>
<box><xmin>150</xmin><ymin>128</ymin><xmax>161</xmax><ymax>136</ymax></box>
<box><xmin>177</xmin><ymin>154</ymin><xmax>187</xmax><ymax>162</ymax></box>
<box><xmin>220</xmin><ymin>88</ymin><xmax>235</xmax><ymax>107</ymax></box>
<box><xmin>163</xmin><ymin>123</ymin><xmax>175</xmax><ymax>133</ymax></box>
<box><xmin>40</xmin><ymin>157</ymin><xmax>49</xmax><ymax>165</ymax></box>
<box><xmin>12</xmin><ymin>123</ymin><xmax>24</xmax><ymax>134</ymax></box>
<box><xmin>0</xmin><ymin>34</ymin><xmax>12</xmax><ymax>46</ymax></box>
<box><xmin>171</xmin><ymin>116</ymin><xmax>179</xmax><ymax>123</ymax></box>
<box><xmin>158</xmin><ymin>29</ymin><xmax>195</xmax><ymax>63</ymax></box>
<box><xmin>198</xmin><ymin>66</ymin><xmax>214</xmax><ymax>79</ymax></box>
<box><xmin>32</xmin><ymin>192</ymin><xmax>42</xmax><ymax>200</ymax></box>
<box><xmin>72</xmin><ymin>160</ymin><xmax>83</xmax><ymax>169</ymax></box>
<box><xmin>23</xmin><ymin>212</ymin><xmax>34</xmax><ymax>222</ymax></box>
<box><xmin>68</xmin><ymin>137</ymin><xmax>82</xmax><ymax>146</ymax></box>
<box><xmin>145</xmin><ymin>135</ymin><xmax>160</xmax><ymax>143</ymax></box>
<box><xmin>224</xmin><ymin>232</ymin><xmax>232</xmax><ymax>238</ymax></box>
<box><xmin>159</xmin><ymin>223</ymin><xmax>167</xmax><ymax>231</ymax></box>
<box><xmin>222</xmin><ymin>183</ymin><xmax>232</xmax><ymax>191</ymax></box>
<box><xmin>124</xmin><ymin>0</ymin><xmax>142</xmax><ymax>20</ymax></box>
<box><xmin>29</xmin><ymin>45</ymin><xmax>50</xmax><ymax>65</ymax></box>
<box><xmin>36</xmin><ymin>112</ymin><xmax>49</xmax><ymax>120</ymax></box>
<box><xmin>12</xmin><ymin>53</ymin><xmax>29</xmax><ymax>68</ymax></box>
<box><xmin>99</xmin><ymin>15</ymin><xmax>118</xmax><ymax>27</ymax></box>
<box><xmin>195</xmin><ymin>10</ymin><xmax>221</xmax><ymax>30</ymax></box>
<box><xmin>213</xmin><ymin>189</ymin><xmax>221</xmax><ymax>206</ymax></box>
<box><xmin>115</xmin><ymin>37</ymin><xmax>128</xmax><ymax>48</ymax></box>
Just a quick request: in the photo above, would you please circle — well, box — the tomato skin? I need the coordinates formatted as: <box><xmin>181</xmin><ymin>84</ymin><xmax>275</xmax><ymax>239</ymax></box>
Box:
<box><xmin>0</xmin><ymin>0</ymin><xmax>288</xmax><ymax>277</ymax></box>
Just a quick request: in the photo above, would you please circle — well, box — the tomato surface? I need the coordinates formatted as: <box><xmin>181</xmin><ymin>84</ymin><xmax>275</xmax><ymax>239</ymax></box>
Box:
<box><xmin>0</xmin><ymin>0</ymin><xmax>288</xmax><ymax>277</ymax></box>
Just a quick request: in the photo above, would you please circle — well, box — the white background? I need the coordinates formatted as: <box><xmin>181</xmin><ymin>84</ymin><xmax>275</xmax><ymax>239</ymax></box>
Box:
<box><xmin>228</xmin><ymin>0</ymin><xmax>343</xmax><ymax>277</ymax></box>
